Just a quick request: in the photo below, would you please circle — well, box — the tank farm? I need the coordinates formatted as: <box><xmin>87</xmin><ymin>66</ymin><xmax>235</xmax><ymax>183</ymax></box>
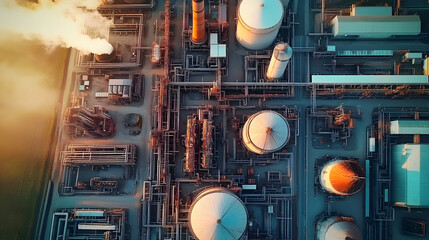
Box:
<box><xmin>36</xmin><ymin>0</ymin><xmax>429</xmax><ymax>240</ymax></box>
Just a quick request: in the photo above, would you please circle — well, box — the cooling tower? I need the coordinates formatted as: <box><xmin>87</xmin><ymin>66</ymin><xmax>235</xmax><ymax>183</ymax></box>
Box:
<box><xmin>320</xmin><ymin>159</ymin><xmax>365</xmax><ymax>196</ymax></box>
<box><xmin>95</xmin><ymin>48</ymin><xmax>117</xmax><ymax>63</ymax></box>
<box><xmin>242</xmin><ymin>110</ymin><xmax>290</xmax><ymax>155</ymax></box>
<box><xmin>188</xmin><ymin>188</ymin><xmax>248</xmax><ymax>240</ymax></box>
<box><xmin>236</xmin><ymin>0</ymin><xmax>284</xmax><ymax>50</ymax></box>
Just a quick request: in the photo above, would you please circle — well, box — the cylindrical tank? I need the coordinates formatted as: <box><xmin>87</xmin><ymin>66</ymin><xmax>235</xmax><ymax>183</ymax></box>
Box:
<box><xmin>188</xmin><ymin>187</ymin><xmax>248</xmax><ymax>240</ymax></box>
<box><xmin>151</xmin><ymin>42</ymin><xmax>161</xmax><ymax>64</ymax></box>
<box><xmin>320</xmin><ymin>159</ymin><xmax>365</xmax><ymax>196</ymax></box>
<box><xmin>242</xmin><ymin>110</ymin><xmax>290</xmax><ymax>155</ymax></box>
<box><xmin>316</xmin><ymin>216</ymin><xmax>362</xmax><ymax>240</ymax></box>
<box><xmin>267</xmin><ymin>43</ymin><xmax>293</xmax><ymax>80</ymax></box>
<box><xmin>236</xmin><ymin>0</ymin><xmax>284</xmax><ymax>50</ymax></box>
<box><xmin>95</xmin><ymin>48</ymin><xmax>116</xmax><ymax>63</ymax></box>
<box><xmin>191</xmin><ymin>0</ymin><xmax>206</xmax><ymax>44</ymax></box>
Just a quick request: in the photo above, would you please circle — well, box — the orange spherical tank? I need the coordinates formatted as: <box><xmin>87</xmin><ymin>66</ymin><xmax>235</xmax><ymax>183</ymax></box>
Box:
<box><xmin>320</xmin><ymin>160</ymin><xmax>365</xmax><ymax>196</ymax></box>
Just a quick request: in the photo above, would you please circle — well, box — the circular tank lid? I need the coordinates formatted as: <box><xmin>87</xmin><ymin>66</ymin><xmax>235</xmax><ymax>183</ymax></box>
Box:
<box><xmin>323</xmin><ymin>160</ymin><xmax>365</xmax><ymax>195</ymax></box>
<box><xmin>274</xmin><ymin>43</ymin><xmax>293</xmax><ymax>61</ymax></box>
<box><xmin>247</xmin><ymin>111</ymin><xmax>289</xmax><ymax>152</ymax></box>
<box><xmin>189</xmin><ymin>189</ymin><xmax>247</xmax><ymax>240</ymax></box>
<box><xmin>239</xmin><ymin>0</ymin><xmax>283</xmax><ymax>30</ymax></box>
<box><xmin>325</xmin><ymin>221</ymin><xmax>362</xmax><ymax>240</ymax></box>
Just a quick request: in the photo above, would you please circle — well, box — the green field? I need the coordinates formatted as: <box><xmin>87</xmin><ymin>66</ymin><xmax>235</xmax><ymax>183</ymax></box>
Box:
<box><xmin>0</xmin><ymin>32</ymin><xmax>67</xmax><ymax>240</ymax></box>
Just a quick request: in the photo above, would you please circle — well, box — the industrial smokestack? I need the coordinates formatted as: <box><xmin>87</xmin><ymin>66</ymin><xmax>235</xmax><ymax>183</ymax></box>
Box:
<box><xmin>0</xmin><ymin>0</ymin><xmax>113</xmax><ymax>55</ymax></box>
<box><xmin>191</xmin><ymin>0</ymin><xmax>206</xmax><ymax>44</ymax></box>
<box><xmin>266</xmin><ymin>43</ymin><xmax>292</xmax><ymax>80</ymax></box>
<box><xmin>95</xmin><ymin>48</ymin><xmax>117</xmax><ymax>63</ymax></box>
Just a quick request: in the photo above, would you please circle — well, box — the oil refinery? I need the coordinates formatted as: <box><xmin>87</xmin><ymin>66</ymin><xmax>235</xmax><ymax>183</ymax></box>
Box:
<box><xmin>25</xmin><ymin>0</ymin><xmax>429</xmax><ymax>239</ymax></box>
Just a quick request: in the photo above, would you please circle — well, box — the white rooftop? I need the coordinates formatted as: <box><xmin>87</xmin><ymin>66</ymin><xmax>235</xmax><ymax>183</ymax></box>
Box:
<box><xmin>239</xmin><ymin>0</ymin><xmax>283</xmax><ymax>30</ymax></box>
<box><xmin>247</xmin><ymin>111</ymin><xmax>289</xmax><ymax>151</ymax></box>
<box><xmin>189</xmin><ymin>190</ymin><xmax>247</xmax><ymax>240</ymax></box>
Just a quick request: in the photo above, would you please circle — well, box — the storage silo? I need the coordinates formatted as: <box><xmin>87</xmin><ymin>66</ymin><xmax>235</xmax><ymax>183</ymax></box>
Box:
<box><xmin>242</xmin><ymin>110</ymin><xmax>290</xmax><ymax>155</ymax></box>
<box><xmin>236</xmin><ymin>0</ymin><xmax>284</xmax><ymax>50</ymax></box>
<box><xmin>266</xmin><ymin>42</ymin><xmax>293</xmax><ymax>80</ymax></box>
<box><xmin>188</xmin><ymin>187</ymin><xmax>248</xmax><ymax>240</ymax></box>
<box><xmin>316</xmin><ymin>216</ymin><xmax>362</xmax><ymax>240</ymax></box>
<box><xmin>320</xmin><ymin>159</ymin><xmax>365</xmax><ymax>196</ymax></box>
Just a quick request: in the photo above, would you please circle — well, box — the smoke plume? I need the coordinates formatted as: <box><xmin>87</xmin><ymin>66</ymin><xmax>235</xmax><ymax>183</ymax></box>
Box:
<box><xmin>0</xmin><ymin>0</ymin><xmax>113</xmax><ymax>54</ymax></box>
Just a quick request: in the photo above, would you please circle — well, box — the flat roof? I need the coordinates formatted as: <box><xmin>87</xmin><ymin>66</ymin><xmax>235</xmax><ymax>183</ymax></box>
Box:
<box><xmin>390</xmin><ymin>120</ymin><xmax>429</xmax><ymax>134</ymax></box>
<box><xmin>311</xmin><ymin>75</ymin><xmax>429</xmax><ymax>85</ymax></box>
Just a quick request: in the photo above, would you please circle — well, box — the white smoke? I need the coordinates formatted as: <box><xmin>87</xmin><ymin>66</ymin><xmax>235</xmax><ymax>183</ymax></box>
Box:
<box><xmin>0</xmin><ymin>0</ymin><xmax>113</xmax><ymax>55</ymax></box>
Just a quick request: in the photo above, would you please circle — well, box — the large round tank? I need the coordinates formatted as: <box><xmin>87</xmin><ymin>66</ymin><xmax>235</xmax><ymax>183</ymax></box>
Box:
<box><xmin>267</xmin><ymin>43</ymin><xmax>292</xmax><ymax>80</ymax></box>
<box><xmin>320</xmin><ymin>160</ymin><xmax>365</xmax><ymax>196</ymax></box>
<box><xmin>188</xmin><ymin>188</ymin><xmax>248</xmax><ymax>240</ymax></box>
<box><xmin>242</xmin><ymin>110</ymin><xmax>290</xmax><ymax>155</ymax></box>
<box><xmin>236</xmin><ymin>0</ymin><xmax>284</xmax><ymax>50</ymax></box>
<box><xmin>316</xmin><ymin>216</ymin><xmax>362</xmax><ymax>240</ymax></box>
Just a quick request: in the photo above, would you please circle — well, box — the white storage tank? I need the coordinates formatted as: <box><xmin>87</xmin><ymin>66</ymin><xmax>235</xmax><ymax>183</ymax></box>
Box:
<box><xmin>151</xmin><ymin>42</ymin><xmax>161</xmax><ymax>64</ymax></box>
<box><xmin>267</xmin><ymin>42</ymin><xmax>292</xmax><ymax>80</ymax></box>
<box><xmin>242</xmin><ymin>110</ymin><xmax>290</xmax><ymax>154</ymax></box>
<box><xmin>316</xmin><ymin>216</ymin><xmax>362</xmax><ymax>240</ymax></box>
<box><xmin>236</xmin><ymin>0</ymin><xmax>284</xmax><ymax>50</ymax></box>
<box><xmin>320</xmin><ymin>159</ymin><xmax>365</xmax><ymax>196</ymax></box>
<box><xmin>188</xmin><ymin>187</ymin><xmax>248</xmax><ymax>240</ymax></box>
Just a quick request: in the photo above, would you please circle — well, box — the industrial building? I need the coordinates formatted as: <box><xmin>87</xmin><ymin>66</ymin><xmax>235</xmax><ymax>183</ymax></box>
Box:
<box><xmin>34</xmin><ymin>0</ymin><xmax>429</xmax><ymax>240</ymax></box>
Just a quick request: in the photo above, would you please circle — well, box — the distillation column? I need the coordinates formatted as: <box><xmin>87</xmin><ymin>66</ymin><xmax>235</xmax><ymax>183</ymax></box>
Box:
<box><xmin>191</xmin><ymin>0</ymin><xmax>206</xmax><ymax>44</ymax></box>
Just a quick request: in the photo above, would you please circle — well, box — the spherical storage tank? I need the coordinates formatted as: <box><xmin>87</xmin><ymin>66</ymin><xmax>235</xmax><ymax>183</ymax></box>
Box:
<box><xmin>316</xmin><ymin>216</ymin><xmax>362</xmax><ymax>240</ymax></box>
<box><xmin>188</xmin><ymin>188</ymin><xmax>248</xmax><ymax>240</ymax></box>
<box><xmin>236</xmin><ymin>0</ymin><xmax>284</xmax><ymax>50</ymax></box>
<box><xmin>320</xmin><ymin>160</ymin><xmax>365</xmax><ymax>196</ymax></box>
<box><xmin>242</xmin><ymin>111</ymin><xmax>290</xmax><ymax>155</ymax></box>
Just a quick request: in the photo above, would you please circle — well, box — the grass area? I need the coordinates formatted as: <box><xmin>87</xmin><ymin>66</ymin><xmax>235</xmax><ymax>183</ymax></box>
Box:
<box><xmin>0</xmin><ymin>32</ymin><xmax>68</xmax><ymax>240</ymax></box>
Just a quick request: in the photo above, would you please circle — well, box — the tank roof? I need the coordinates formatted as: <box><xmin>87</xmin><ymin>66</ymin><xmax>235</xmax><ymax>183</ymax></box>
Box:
<box><xmin>325</xmin><ymin>221</ymin><xmax>362</xmax><ymax>240</ymax></box>
<box><xmin>189</xmin><ymin>188</ymin><xmax>247</xmax><ymax>240</ymax></box>
<box><xmin>244</xmin><ymin>111</ymin><xmax>289</xmax><ymax>153</ymax></box>
<box><xmin>238</xmin><ymin>0</ymin><xmax>283</xmax><ymax>30</ymax></box>
<box><xmin>321</xmin><ymin>160</ymin><xmax>365</xmax><ymax>195</ymax></box>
